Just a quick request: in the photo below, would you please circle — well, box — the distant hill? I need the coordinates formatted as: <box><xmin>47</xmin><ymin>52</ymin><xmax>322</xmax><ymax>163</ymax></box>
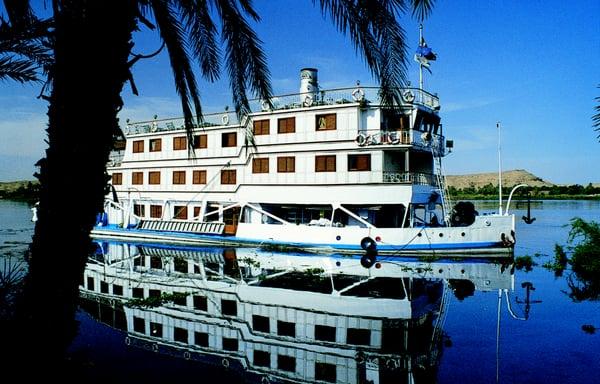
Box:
<box><xmin>446</xmin><ymin>169</ymin><xmax>554</xmax><ymax>189</ymax></box>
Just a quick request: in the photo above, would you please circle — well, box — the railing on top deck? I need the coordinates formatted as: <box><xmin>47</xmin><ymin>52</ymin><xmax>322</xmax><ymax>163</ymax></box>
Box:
<box><xmin>123</xmin><ymin>86</ymin><xmax>440</xmax><ymax>136</ymax></box>
<box><xmin>383</xmin><ymin>172</ymin><xmax>437</xmax><ymax>186</ymax></box>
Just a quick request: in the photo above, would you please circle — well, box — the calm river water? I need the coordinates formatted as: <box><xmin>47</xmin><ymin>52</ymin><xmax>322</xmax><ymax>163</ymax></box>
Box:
<box><xmin>1</xmin><ymin>199</ymin><xmax>599</xmax><ymax>383</ymax></box>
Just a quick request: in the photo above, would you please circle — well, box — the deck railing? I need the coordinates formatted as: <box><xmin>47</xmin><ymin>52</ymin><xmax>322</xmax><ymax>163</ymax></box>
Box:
<box><xmin>123</xmin><ymin>86</ymin><xmax>440</xmax><ymax>135</ymax></box>
<box><xmin>382</xmin><ymin>172</ymin><xmax>437</xmax><ymax>186</ymax></box>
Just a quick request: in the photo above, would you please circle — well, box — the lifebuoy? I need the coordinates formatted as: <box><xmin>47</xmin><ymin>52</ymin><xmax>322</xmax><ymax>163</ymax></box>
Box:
<box><xmin>389</xmin><ymin>131</ymin><xmax>400</xmax><ymax>144</ymax></box>
<box><xmin>261</xmin><ymin>100</ymin><xmax>270</xmax><ymax>111</ymax></box>
<box><xmin>222</xmin><ymin>358</ymin><xmax>230</xmax><ymax>368</ymax></box>
<box><xmin>222</xmin><ymin>114</ymin><xmax>230</xmax><ymax>125</ymax></box>
<box><xmin>352</xmin><ymin>87</ymin><xmax>365</xmax><ymax>102</ymax></box>
<box><xmin>183</xmin><ymin>351</ymin><xmax>191</xmax><ymax>360</ymax></box>
<box><xmin>402</xmin><ymin>90</ymin><xmax>415</xmax><ymax>103</ymax></box>
<box><xmin>303</xmin><ymin>94</ymin><xmax>313</xmax><ymax>107</ymax></box>
<box><xmin>360</xmin><ymin>236</ymin><xmax>377</xmax><ymax>251</ymax></box>
<box><xmin>356</xmin><ymin>134</ymin><xmax>367</xmax><ymax>146</ymax></box>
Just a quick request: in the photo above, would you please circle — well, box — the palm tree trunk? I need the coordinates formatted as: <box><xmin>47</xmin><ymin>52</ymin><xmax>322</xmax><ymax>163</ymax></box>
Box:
<box><xmin>8</xmin><ymin>0</ymin><xmax>138</xmax><ymax>373</ymax></box>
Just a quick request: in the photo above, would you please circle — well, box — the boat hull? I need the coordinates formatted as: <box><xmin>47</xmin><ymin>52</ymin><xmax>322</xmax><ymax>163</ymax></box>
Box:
<box><xmin>91</xmin><ymin>214</ymin><xmax>515</xmax><ymax>257</ymax></box>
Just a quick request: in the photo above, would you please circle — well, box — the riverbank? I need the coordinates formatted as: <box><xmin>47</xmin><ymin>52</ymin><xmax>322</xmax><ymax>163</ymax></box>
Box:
<box><xmin>0</xmin><ymin>181</ymin><xmax>38</xmax><ymax>203</ymax></box>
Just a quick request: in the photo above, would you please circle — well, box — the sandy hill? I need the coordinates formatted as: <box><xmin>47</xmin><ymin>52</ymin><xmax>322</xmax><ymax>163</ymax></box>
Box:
<box><xmin>446</xmin><ymin>169</ymin><xmax>554</xmax><ymax>189</ymax></box>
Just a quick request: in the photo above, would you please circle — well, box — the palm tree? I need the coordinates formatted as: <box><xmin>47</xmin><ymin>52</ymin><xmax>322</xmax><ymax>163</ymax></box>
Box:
<box><xmin>5</xmin><ymin>0</ymin><xmax>434</xmax><ymax>374</ymax></box>
<box><xmin>0</xmin><ymin>3</ymin><xmax>51</xmax><ymax>83</ymax></box>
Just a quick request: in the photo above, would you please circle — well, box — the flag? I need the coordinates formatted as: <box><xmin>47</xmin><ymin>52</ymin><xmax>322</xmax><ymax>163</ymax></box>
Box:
<box><xmin>414</xmin><ymin>35</ymin><xmax>437</xmax><ymax>72</ymax></box>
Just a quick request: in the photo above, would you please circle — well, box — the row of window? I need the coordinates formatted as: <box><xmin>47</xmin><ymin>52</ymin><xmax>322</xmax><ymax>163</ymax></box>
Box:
<box><xmin>111</xmin><ymin>154</ymin><xmax>371</xmax><ymax>186</ymax></box>
<box><xmin>131</xmin><ymin>113</ymin><xmax>338</xmax><ymax>154</ymax></box>
<box><xmin>252</xmin><ymin>113</ymin><xmax>337</xmax><ymax>136</ymax></box>
<box><xmin>132</xmin><ymin>314</ymin><xmax>337</xmax><ymax>381</ymax></box>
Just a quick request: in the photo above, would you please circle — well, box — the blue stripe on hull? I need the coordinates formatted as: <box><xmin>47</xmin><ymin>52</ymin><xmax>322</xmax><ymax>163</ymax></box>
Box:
<box><xmin>92</xmin><ymin>226</ymin><xmax>512</xmax><ymax>256</ymax></box>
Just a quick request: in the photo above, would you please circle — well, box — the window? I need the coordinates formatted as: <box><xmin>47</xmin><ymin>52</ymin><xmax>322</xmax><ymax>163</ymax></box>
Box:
<box><xmin>134</xmin><ymin>204</ymin><xmax>145</xmax><ymax>217</ymax></box>
<box><xmin>347</xmin><ymin>328</ymin><xmax>371</xmax><ymax>345</ymax></box>
<box><xmin>86</xmin><ymin>276</ymin><xmax>94</xmax><ymax>291</ymax></box>
<box><xmin>132</xmin><ymin>172</ymin><xmax>143</xmax><ymax>185</ymax></box>
<box><xmin>193</xmin><ymin>134</ymin><xmax>207</xmax><ymax>149</ymax></box>
<box><xmin>348</xmin><ymin>154</ymin><xmax>371</xmax><ymax>171</ymax></box>
<box><xmin>194</xmin><ymin>332</ymin><xmax>208</xmax><ymax>347</ymax></box>
<box><xmin>112</xmin><ymin>284</ymin><xmax>123</xmax><ymax>296</ymax></box>
<box><xmin>193</xmin><ymin>207</ymin><xmax>201</xmax><ymax>218</ymax></box>
<box><xmin>221</xmin><ymin>170</ymin><xmax>236</xmax><ymax>185</ymax></box>
<box><xmin>252</xmin><ymin>158</ymin><xmax>269</xmax><ymax>174</ymax></box>
<box><xmin>174</xmin><ymin>206</ymin><xmax>188</xmax><ymax>220</ymax></box>
<box><xmin>315</xmin><ymin>362</ymin><xmax>336</xmax><ymax>383</ymax></box>
<box><xmin>254</xmin><ymin>351</ymin><xmax>270</xmax><ymax>367</ymax></box>
<box><xmin>149</xmin><ymin>138</ymin><xmax>162</xmax><ymax>152</ymax></box>
<box><xmin>149</xmin><ymin>171</ymin><xmax>161</xmax><ymax>185</ymax></box>
<box><xmin>222</xmin><ymin>337</ymin><xmax>238</xmax><ymax>351</ymax></box>
<box><xmin>193</xmin><ymin>170</ymin><xmax>207</xmax><ymax>184</ymax></box>
<box><xmin>253</xmin><ymin>119</ymin><xmax>270</xmax><ymax>135</ymax></box>
<box><xmin>277</xmin><ymin>117</ymin><xmax>295</xmax><ymax>133</ymax></box>
<box><xmin>221</xmin><ymin>132</ymin><xmax>237</xmax><ymax>147</ymax></box>
<box><xmin>133</xmin><ymin>317</ymin><xmax>145</xmax><ymax>333</ymax></box>
<box><xmin>173</xmin><ymin>171</ymin><xmax>186</xmax><ymax>185</ymax></box>
<box><xmin>112</xmin><ymin>173</ymin><xmax>122</xmax><ymax>185</ymax></box>
<box><xmin>277</xmin><ymin>321</ymin><xmax>295</xmax><ymax>337</ymax></box>
<box><xmin>193</xmin><ymin>295</ymin><xmax>207</xmax><ymax>311</ymax></box>
<box><xmin>277</xmin><ymin>157</ymin><xmax>295</xmax><ymax>173</ymax></box>
<box><xmin>221</xmin><ymin>299</ymin><xmax>237</xmax><ymax>316</ymax></box>
<box><xmin>173</xmin><ymin>136</ymin><xmax>187</xmax><ymax>150</ymax></box>
<box><xmin>277</xmin><ymin>355</ymin><xmax>296</xmax><ymax>372</ymax></box>
<box><xmin>132</xmin><ymin>287</ymin><xmax>144</xmax><ymax>298</ymax></box>
<box><xmin>315</xmin><ymin>325</ymin><xmax>336</xmax><ymax>342</ymax></box>
<box><xmin>100</xmin><ymin>281</ymin><xmax>109</xmax><ymax>293</ymax></box>
<box><xmin>253</xmin><ymin>315</ymin><xmax>270</xmax><ymax>333</ymax></box>
<box><xmin>132</xmin><ymin>140</ymin><xmax>144</xmax><ymax>153</ymax></box>
<box><xmin>315</xmin><ymin>155</ymin><xmax>336</xmax><ymax>172</ymax></box>
<box><xmin>174</xmin><ymin>327</ymin><xmax>188</xmax><ymax>343</ymax></box>
<box><xmin>316</xmin><ymin>113</ymin><xmax>336</xmax><ymax>131</ymax></box>
<box><xmin>150</xmin><ymin>322</ymin><xmax>162</xmax><ymax>338</ymax></box>
<box><xmin>150</xmin><ymin>205</ymin><xmax>162</xmax><ymax>218</ymax></box>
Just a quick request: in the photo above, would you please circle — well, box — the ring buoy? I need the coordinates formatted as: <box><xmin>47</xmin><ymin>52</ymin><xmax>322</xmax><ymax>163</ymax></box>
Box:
<box><xmin>183</xmin><ymin>351</ymin><xmax>191</xmax><ymax>360</ymax></box>
<box><xmin>222</xmin><ymin>114</ymin><xmax>230</xmax><ymax>125</ymax></box>
<box><xmin>352</xmin><ymin>87</ymin><xmax>365</xmax><ymax>102</ymax></box>
<box><xmin>222</xmin><ymin>358</ymin><xmax>230</xmax><ymax>368</ymax></box>
<box><xmin>360</xmin><ymin>236</ymin><xmax>377</xmax><ymax>251</ymax></box>
<box><xmin>150</xmin><ymin>123</ymin><xmax>158</xmax><ymax>132</ymax></box>
<box><xmin>152</xmin><ymin>343</ymin><xmax>159</xmax><ymax>352</ymax></box>
<box><xmin>303</xmin><ymin>94</ymin><xmax>313</xmax><ymax>107</ymax></box>
<box><xmin>421</xmin><ymin>131</ymin><xmax>432</xmax><ymax>141</ymax></box>
<box><xmin>356</xmin><ymin>133</ymin><xmax>367</xmax><ymax>146</ymax></box>
<box><xmin>389</xmin><ymin>131</ymin><xmax>400</xmax><ymax>144</ymax></box>
<box><xmin>124</xmin><ymin>336</ymin><xmax>131</xmax><ymax>346</ymax></box>
<box><xmin>402</xmin><ymin>90</ymin><xmax>415</xmax><ymax>103</ymax></box>
<box><xmin>261</xmin><ymin>100</ymin><xmax>270</xmax><ymax>111</ymax></box>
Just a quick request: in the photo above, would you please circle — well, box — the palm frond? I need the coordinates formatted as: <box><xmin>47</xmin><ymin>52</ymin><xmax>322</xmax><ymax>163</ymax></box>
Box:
<box><xmin>0</xmin><ymin>56</ymin><xmax>38</xmax><ymax>82</ymax></box>
<box><xmin>2</xmin><ymin>0</ymin><xmax>35</xmax><ymax>29</ymax></box>
<box><xmin>151</xmin><ymin>0</ymin><xmax>203</xmax><ymax>149</ymax></box>
<box><xmin>178</xmin><ymin>0</ymin><xmax>221</xmax><ymax>82</ymax></box>
<box><xmin>411</xmin><ymin>0</ymin><xmax>436</xmax><ymax>22</ymax></box>
<box><xmin>213</xmin><ymin>0</ymin><xmax>272</xmax><ymax>120</ymax></box>
<box><xmin>314</xmin><ymin>0</ymin><xmax>408</xmax><ymax>107</ymax></box>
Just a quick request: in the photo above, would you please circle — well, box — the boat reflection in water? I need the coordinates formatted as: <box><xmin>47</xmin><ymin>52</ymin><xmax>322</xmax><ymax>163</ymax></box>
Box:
<box><xmin>79</xmin><ymin>241</ymin><xmax>513</xmax><ymax>383</ymax></box>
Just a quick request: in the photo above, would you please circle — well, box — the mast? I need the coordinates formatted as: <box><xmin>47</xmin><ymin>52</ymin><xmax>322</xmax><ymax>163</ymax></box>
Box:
<box><xmin>497</xmin><ymin>122</ymin><xmax>503</xmax><ymax>215</ymax></box>
<box><xmin>419</xmin><ymin>24</ymin><xmax>424</xmax><ymax>90</ymax></box>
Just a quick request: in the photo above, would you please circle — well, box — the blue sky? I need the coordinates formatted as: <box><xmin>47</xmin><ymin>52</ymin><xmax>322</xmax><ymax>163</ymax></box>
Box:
<box><xmin>1</xmin><ymin>0</ymin><xmax>599</xmax><ymax>184</ymax></box>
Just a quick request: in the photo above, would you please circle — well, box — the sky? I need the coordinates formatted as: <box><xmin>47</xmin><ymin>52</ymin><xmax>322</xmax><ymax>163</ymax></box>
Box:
<box><xmin>1</xmin><ymin>0</ymin><xmax>599</xmax><ymax>184</ymax></box>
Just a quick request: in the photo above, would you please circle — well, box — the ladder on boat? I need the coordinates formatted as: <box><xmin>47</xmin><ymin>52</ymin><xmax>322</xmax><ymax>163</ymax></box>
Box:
<box><xmin>137</xmin><ymin>219</ymin><xmax>225</xmax><ymax>235</ymax></box>
<box><xmin>431</xmin><ymin>144</ymin><xmax>453</xmax><ymax>225</ymax></box>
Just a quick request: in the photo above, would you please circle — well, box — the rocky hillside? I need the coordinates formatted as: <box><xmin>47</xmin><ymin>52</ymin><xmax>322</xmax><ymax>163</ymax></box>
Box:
<box><xmin>446</xmin><ymin>169</ymin><xmax>554</xmax><ymax>189</ymax></box>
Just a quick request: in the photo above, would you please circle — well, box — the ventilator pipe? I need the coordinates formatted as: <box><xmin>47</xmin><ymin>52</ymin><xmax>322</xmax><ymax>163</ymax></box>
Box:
<box><xmin>504</xmin><ymin>184</ymin><xmax>528</xmax><ymax>215</ymax></box>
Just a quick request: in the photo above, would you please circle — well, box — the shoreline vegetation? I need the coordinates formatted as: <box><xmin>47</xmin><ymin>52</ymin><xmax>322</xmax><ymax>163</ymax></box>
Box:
<box><xmin>2</xmin><ymin>179</ymin><xmax>600</xmax><ymax>203</ymax></box>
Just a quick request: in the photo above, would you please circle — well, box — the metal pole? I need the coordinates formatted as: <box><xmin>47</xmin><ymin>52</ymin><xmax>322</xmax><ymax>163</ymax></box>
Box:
<box><xmin>497</xmin><ymin>122</ymin><xmax>502</xmax><ymax>215</ymax></box>
<box><xmin>419</xmin><ymin>24</ymin><xmax>424</xmax><ymax>90</ymax></box>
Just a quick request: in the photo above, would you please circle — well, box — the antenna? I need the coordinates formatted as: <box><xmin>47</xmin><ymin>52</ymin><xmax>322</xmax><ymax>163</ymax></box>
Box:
<box><xmin>497</xmin><ymin>122</ymin><xmax>503</xmax><ymax>215</ymax></box>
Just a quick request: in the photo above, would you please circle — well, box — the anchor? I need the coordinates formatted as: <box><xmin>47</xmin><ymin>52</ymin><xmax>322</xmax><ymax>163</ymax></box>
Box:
<box><xmin>522</xmin><ymin>193</ymin><xmax>536</xmax><ymax>224</ymax></box>
<box><xmin>515</xmin><ymin>282</ymin><xmax>542</xmax><ymax>319</ymax></box>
